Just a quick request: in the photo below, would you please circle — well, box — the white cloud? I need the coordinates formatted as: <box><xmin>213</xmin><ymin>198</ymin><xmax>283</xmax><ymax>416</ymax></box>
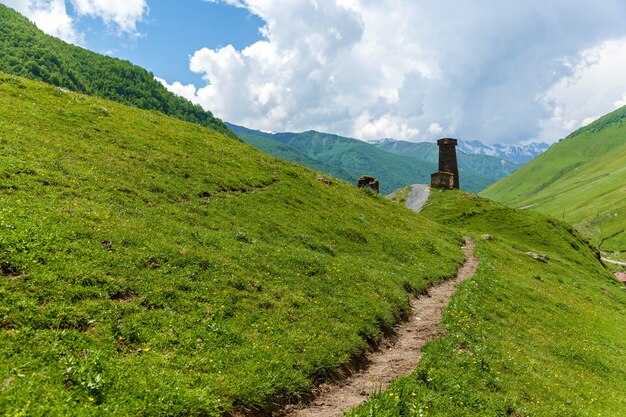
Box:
<box><xmin>155</xmin><ymin>77</ymin><xmax>199</xmax><ymax>102</ymax></box>
<box><xmin>428</xmin><ymin>123</ymin><xmax>444</xmax><ymax>136</ymax></box>
<box><xmin>0</xmin><ymin>0</ymin><xmax>148</xmax><ymax>43</ymax></box>
<box><xmin>2</xmin><ymin>0</ymin><xmax>80</xmax><ymax>42</ymax></box>
<box><xmin>71</xmin><ymin>0</ymin><xmax>148</xmax><ymax>34</ymax></box>
<box><xmin>355</xmin><ymin>112</ymin><xmax>420</xmax><ymax>140</ymax></box>
<box><xmin>613</xmin><ymin>92</ymin><xmax>626</xmax><ymax>109</ymax></box>
<box><xmin>538</xmin><ymin>38</ymin><xmax>626</xmax><ymax>141</ymax></box>
<box><xmin>165</xmin><ymin>0</ymin><xmax>626</xmax><ymax>144</ymax></box>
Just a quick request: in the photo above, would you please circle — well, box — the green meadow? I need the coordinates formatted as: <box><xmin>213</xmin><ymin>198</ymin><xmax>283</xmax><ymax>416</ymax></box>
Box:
<box><xmin>1</xmin><ymin>68</ymin><xmax>625</xmax><ymax>417</ymax></box>
<box><xmin>0</xmin><ymin>74</ymin><xmax>467</xmax><ymax>416</ymax></box>
<box><xmin>350</xmin><ymin>190</ymin><xmax>626</xmax><ymax>417</ymax></box>
<box><xmin>482</xmin><ymin>106</ymin><xmax>626</xmax><ymax>260</ymax></box>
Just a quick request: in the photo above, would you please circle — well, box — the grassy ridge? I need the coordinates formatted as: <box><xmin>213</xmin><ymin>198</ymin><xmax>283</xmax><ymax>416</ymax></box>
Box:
<box><xmin>349</xmin><ymin>191</ymin><xmax>626</xmax><ymax>416</ymax></box>
<box><xmin>481</xmin><ymin>106</ymin><xmax>626</xmax><ymax>257</ymax></box>
<box><xmin>0</xmin><ymin>74</ymin><xmax>465</xmax><ymax>415</ymax></box>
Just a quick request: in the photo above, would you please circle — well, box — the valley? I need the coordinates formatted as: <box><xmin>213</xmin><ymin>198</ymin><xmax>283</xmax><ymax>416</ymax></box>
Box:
<box><xmin>0</xmin><ymin>3</ymin><xmax>625</xmax><ymax>416</ymax></box>
<box><xmin>482</xmin><ymin>105</ymin><xmax>626</xmax><ymax>261</ymax></box>
<box><xmin>229</xmin><ymin>124</ymin><xmax>543</xmax><ymax>194</ymax></box>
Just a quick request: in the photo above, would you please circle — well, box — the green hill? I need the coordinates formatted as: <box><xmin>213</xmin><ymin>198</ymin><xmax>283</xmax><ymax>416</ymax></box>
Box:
<box><xmin>0</xmin><ymin>74</ymin><xmax>465</xmax><ymax>415</ymax></box>
<box><xmin>2</xmin><ymin>74</ymin><xmax>624</xmax><ymax>416</ymax></box>
<box><xmin>228</xmin><ymin>125</ymin><xmax>492</xmax><ymax>194</ymax></box>
<box><xmin>481</xmin><ymin>105</ymin><xmax>626</xmax><ymax>257</ymax></box>
<box><xmin>351</xmin><ymin>190</ymin><xmax>626</xmax><ymax>417</ymax></box>
<box><xmin>0</xmin><ymin>4</ymin><xmax>232</xmax><ymax>138</ymax></box>
<box><xmin>372</xmin><ymin>139</ymin><xmax>520</xmax><ymax>184</ymax></box>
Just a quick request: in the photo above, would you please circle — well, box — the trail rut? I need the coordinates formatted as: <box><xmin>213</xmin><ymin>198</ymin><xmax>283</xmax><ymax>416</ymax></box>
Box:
<box><xmin>278</xmin><ymin>237</ymin><xmax>479</xmax><ymax>417</ymax></box>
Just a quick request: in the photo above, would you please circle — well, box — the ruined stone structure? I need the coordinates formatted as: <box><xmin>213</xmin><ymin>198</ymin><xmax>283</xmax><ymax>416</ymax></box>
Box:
<box><xmin>431</xmin><ymin>138</ymin><xmax>459</xmax><ymax>190</ymax></box>
<box><xmin>357</xmin><ymin>175</ymin><xmax>379</xmax><ymax>193</ymax></box>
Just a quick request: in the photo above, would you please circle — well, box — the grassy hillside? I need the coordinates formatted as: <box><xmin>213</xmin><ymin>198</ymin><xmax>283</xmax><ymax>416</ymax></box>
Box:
<box><xmin>373</xmin><ymin>139</ymin><xmax>520</xmax><ymax>184</ymax></box>
<box><xmin>0</xmin><ymin>4</ymin><xmax>232</xmax><ymax>138</ymax></box>
<box><xmin>481</xmin><ymin>105</ymin><xmax>626</xmax><ymax>258</ymax></box>
<box><xmin>0</xmin><ymin>74</ymin><xmax>467</xmax><ymax>416</ymax></box>
<box><xmin>350</xmin><ymin>190</ymin><xmax>626</xmax><ymax>416</ymax></box>
<box><xmin>229</xmin><ymin>126</ymin><xmax>492</xmax><ymax>194</ymax></box>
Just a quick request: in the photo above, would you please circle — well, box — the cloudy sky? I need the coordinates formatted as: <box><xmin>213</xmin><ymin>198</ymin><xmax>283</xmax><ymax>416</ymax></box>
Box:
<box><xmin>3</xmin><ymin>0</ymin><xmax>626</xmax><ymax>144</ymax></box>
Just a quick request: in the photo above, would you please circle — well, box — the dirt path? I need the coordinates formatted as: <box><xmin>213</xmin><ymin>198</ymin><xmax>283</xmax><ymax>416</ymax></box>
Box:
<box><xmin>279</xmin><ymin>237</ymin><xmax>478</xmax><ymax>417</ymax></box>
<box><xmin>602</xmin><ymin>257</ymin><xmax>626</xmax><ymax>267</ymax></box>
<box><xmin>404</xmin><ymin>184</ymin><xmax>430</xmax><ymax>213</ymax></box>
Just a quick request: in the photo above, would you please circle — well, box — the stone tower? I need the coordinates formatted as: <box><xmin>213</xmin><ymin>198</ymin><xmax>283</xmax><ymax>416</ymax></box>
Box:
<box><xmin>430</xmin><ymin>138</ymin><xmax>459</xmax><ymax>190</ymax></box>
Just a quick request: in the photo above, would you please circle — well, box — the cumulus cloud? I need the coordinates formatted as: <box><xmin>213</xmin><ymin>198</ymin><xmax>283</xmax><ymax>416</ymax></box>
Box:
<box><xmin>71</xmin><ymin>0</ymin><xmax>148</xmax><ymax>34</ymax></box>
<box><xmin>539</xmin><ymin>38</ymin><xmax>626</xmax><ymax>139</ymax></box>
<box><xmin>2</xmin><ymin>0</ymin><xmax>80</xmax><ymax>42</ymax></box>
<box><xmin>0</xmin><ymin>0</ymin><xmax>148</xmax><ymax>43</ymax></box>
<box><xmin>166</xmin><ymin>0</ymin><xmax>626</xmax><ymax>144</ymax></box>
<box><xmin>155</xmin><ymin>77</ymin><xmax>198</xmax><ymax>102</ymax></box>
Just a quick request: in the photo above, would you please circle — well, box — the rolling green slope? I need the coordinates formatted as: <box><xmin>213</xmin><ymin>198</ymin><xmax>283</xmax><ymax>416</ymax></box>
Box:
<box><xmin>229</xmin><ymin>125</ymin><xmax>492</xmax><ymax>194</ymax></box>
<box><xmin>350</xmin><ymin>190</ymin><xmax>626</xmax><ymax>417</ymax></box>
<box><xmin>481</xmin><ymin>105</ymin><xmax>626</xmax><ymax>255</ymax></box>
<box><xmin>0</xmin><ymin>4</ymin><xmax>232</xmax><ymax>137</ymax></box>
<box><xmin>0</xmin><ymin>74</ymin><xmax>465</xmax><ymax>416</ymax></box>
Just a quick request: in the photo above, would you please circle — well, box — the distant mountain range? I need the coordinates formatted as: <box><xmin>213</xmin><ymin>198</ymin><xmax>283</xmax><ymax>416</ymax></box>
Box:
<box><xmin>228</xmin><ymin>123</ymin><xmax>548</xmax><ymax>194</ymax></box>
<box><xmin>455</xmin><ymin>140</ymin><xmax>550</xmax><ymax>164</ymax></box>
<box><xmin>368</xmin><ymin>139</ymin><xmax>522</xmax><ymax>183</ymax></box>
<box><xmin>370</xmin><ymin>138</ymin><xmax>549</xmax><ymax>165</ymax></box>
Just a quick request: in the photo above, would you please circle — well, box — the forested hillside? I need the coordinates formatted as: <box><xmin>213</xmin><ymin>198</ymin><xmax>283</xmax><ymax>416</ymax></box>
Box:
<box><xmin>0</xmin><ymin>4</ymin><xmax>232</xmax><ymax>137</ymax></box>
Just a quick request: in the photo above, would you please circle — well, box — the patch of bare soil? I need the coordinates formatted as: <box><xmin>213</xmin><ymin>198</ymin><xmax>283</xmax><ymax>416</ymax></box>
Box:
<box><xmin>278</xmin><ymin>237</ymin><xmax>478</xmax><ymax>417</ymax></box>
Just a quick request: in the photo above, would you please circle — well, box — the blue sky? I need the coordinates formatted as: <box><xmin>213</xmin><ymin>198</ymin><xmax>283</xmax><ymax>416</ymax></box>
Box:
<box><xmin>3</xmin><ymin>1</ymin><xmax>626</xmax><ymax>144</ymax></box>
<box><xmin>70</xmin><ymin>2</ymin><xmax>264</xmax><ymax>85</ymax></box>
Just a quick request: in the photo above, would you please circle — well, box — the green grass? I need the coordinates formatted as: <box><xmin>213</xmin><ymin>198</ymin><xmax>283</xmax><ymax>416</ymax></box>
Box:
<box><xmin>387</xmin><ymin>185</ymin><xmax>413</xmax><ymax>205</ymax></box>
<box><xmin>349</xmin><ymin>190</ymin><xmax>626</xmax><ymax>417</ymax></box>
<box><xmin>481</xmin><ymin>106</ymin><xmax>626</xmax><ymax>258</ymax></box>
<box><xmin>0</xmin><ymin>74</ymin><xmax>466</xmax><ymax>416</ymax></box>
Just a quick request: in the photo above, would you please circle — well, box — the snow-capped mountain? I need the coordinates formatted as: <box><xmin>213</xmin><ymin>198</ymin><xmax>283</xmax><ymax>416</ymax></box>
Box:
<box><xmin>457</xmin><ymin>140</ymin><xmax>550</xmax><ymax>165</ymax></box>
<box><xmin>369</xmin><ymin>138</ymin><xmax>550</xmax><ymax>165</ymax></box>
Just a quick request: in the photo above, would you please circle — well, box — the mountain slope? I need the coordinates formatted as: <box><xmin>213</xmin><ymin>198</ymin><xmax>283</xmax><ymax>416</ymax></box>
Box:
<box><xmin>350</xmin><ymin>190</ymin><xmax>626</xmax><ymax>416</ymax></box>
<box><xmin>229</xmin><ymin>125</ymin><xmax>492</xmax><ymax>194</ymax></box>
<box><xmin>226</xmin><ymin>124</ymin><xmax>357</xmax><ymax>183</ymax></box>
<box><xmin>481</xmin><ymin>105</ymin><xmax>626</xmax><ymax>255</ymax></box>
<box><xmin>348</xmin><ymin>191</ymin><xmax>626</xmax><ymax>417</ymax></box>
<box><xmin>2</xmin><ymin>75</ymin><xmax>624</xmax><ymax>417</ymax></box>
<box><xmin>0</xmin><ymin>4</ymin><xmax>232</xmax><ymax>137</ymax></box>
<box><xmin>371</xmin><ymin>139</ymin><xmax>520</xmax><ymax>184</ymax></box>
<box><xmin>0</xmin><ymin>74</ymin><xmax>465</xmax><ymax>415</ymax></box>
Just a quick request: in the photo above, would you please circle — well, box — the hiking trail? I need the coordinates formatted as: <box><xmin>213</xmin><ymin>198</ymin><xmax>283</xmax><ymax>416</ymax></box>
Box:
<box><xmin>278</xmin><ymin>237</ymin><xmax>479</xmax><ymax>417</ymax></box>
